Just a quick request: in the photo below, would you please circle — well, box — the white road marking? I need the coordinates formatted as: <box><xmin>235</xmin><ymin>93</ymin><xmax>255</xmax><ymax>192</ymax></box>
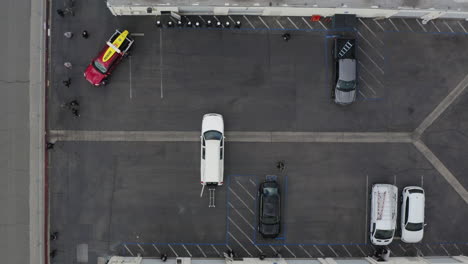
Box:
<box><xmin>314</xmin><ymin>245</ymin><xmax>325</xmax><ymax>256</ymax></box>
<box><xmin>444</xmin><ymin>21</ymin><xmax>454</xmax><ymax>33</ymax></box>
<box><xmin>359</xmin><ymin>76</ymin><xmax>378</xmax><ymax>95</ymax></box>
<box><xmin>457</xmin><ymin>21</ymin><xmax>468</xmax><ymax>33</ymax></box>
<box><xmin>388</xmin><ymin>19</ymin><xmax>399</xmax><ymax>31</ymax></box>
<box><xmin>414</xmin><ymin>245</ymin><xmax>424</xmax><ymax>256</ymax></box>
<box><xmin>454</xmin><ymin>244</ymin><xmax>462</xmax><ymax>254</ymax></box>
<box><xmin>211</xmin><ymin>244</ymin><xmax>222</xmax><ymax>257</ymax></box>
<box><xmin>212</xmin><ymin>16</ymin><xmax>219</xmax><ymax>22</ymax></box>
<box><xmin>365</xmin><ymin>175</ymin><xmax>369</xmax><ymax>244</ymax></box>
<box><xmin>287</xmin><ymin>17</ymin><xmax>299</xmax><ymax>29</ymax></box>
<box><xmin>328</xmin><ymin>245</ymin><xmax>339</xmax><ymax>257</ymax></box>
<box><xmin>152</xmin><ymin>244</ymin><xmax>161</xmax><ymax>254</ymax></box>
<box><xmin>130</xmin><ymin>33</ymin><xmax>145</xmax><ymax>37</ymax></box>
<box><xmin>399</xmin><ymin>244</ymin><xmax>407</xmax><ymax>253</ymax></box>
<box><xmin>124</xmin><ymin>245</ymin><xmax>135</xmax><ymax>256</ymax></box>
<box><xmin>226</xmin><ymin>244</ymin><xmax>233</xmax><ymax>251</ymax></box>
<box><xmin>228</xmin><ymin>217</ymin><xmax>262</xmax><ymax>253</ymax></box>
<box><xmin>228</xmin><ymin>232</ymin><xmax>253</xmax><ymax>257</ymax></box>
<box><xmin>276</xmin><ymin>20</ymin><xmax>284</xmax><ymax>29</ymax></box>
<box><xmin>243</xmin><ymin>15</ymin><xmax>255</xmax><ymax>29</ymax></box>
<box><xmin>356</xmin><ymin>245</ymin><xmax>367</xmax><ymax>256</ymax></box>
<box><xmin>168</xmin><ymin>244</ymin><xmax>179</xmax><ymax>257</ymax></box>
<box><xmin>129</xmin><ymin>55</ymin><xmax>133</xmax><ymax>99</ymax></box>
<box><xmin>373</xmin><ymin>19</ymin><xmax>386</xmax><ymax>31</ymax></box>
<box><xmin>137</xmin><ymin>243</ymin><xmax>145</xmax><ymax>252</ymax></box>
<box><xmin>357</xmin><ymin>31</ymin><xmax>385</xmax><ymax>60</ymax></box>
<box><xmin>249</xmin><ymin>179</ymin><xmax>256</xmax><ymax>186</ymax></box>
<box><xmin>269</xmin><ymin>245</ymin><xmax>277</xmax><ymax>254</ymax></box>
<box><xmin>182</xmin><ymin>244</ymin><xmax>192</xmax><ymax>257</ymax></box>
<box><xmin>358</xmin><ymin>61</ymin><xmax>385</xmax><ymax>87</ymax></box>
<box><xmin>425</xmin><ymin>244</ymin><xmax>435</xmax><ymax>254</ymax></box>
<box><xmin>359</xmin><ymin>90</ymin><xmax>368</xmax><ymax>99</ymax></box>
<box><xmin>159</xmin><ymin>29</ymin><xmax>164</xmax><ymax>99</ymax></box>
<box><xmin>301</xmin><ymin>17</ymin><xmax>313</xmax><ymax>29</ymax></box>
<box><xmin>421</xmin><ymin>175</ymin><xmax>424</xmax><ymax>188</ymax></box>
<box><xmin>358</xmin><ymin>46</ymin><xmax>385</xmax><ymax>74</ymax></box>
<box><xmin>416</xmin><ymin>19</ymin><xmax>427</xmax><ymax>32</ymax></box>
<box><xmin>228</xmin><ymin>16</ymin><xmax>236</xmax><ymax>24</ymax></box>
<box><xmin>299</xmin><ymin>245</ymin><xmax>313</xmax><ymax>258</ymax></box>
<box><xmin>342</xmin><ymin>245</ymin><xmax>352</xmax><ymax>257</ymax></box>
<box><xmin>283</xmin><ymin>245</ymin><xmax>296</xmax><ymax>258</ymax></box>
<box><xmin>359</xmin><ymin>18</ymin><xmax>384</xmax><ymax>45</ymax></box>
<box><xmin>236</xmin><ymin>180</ymin><xmax>255</xmax><ymax>200</ymax></box>
<box><xmin>318</xmin><ymin>20</ymin><xmax>327</xmax><ymax>29</ymax></box>
<box><xmin>431</xmin><ymin>20</ymin><xmax>441</xmax><ymax>32</ymax></box>
<box><xmin>198</xmin><ymin>15</ymin><xmax>206</xmax><ymax>23</ymax></box>
<box><xmin>258</xmin><ymin>16</ymin><xmax>270</xmax><ymax>29</ymax></box>
<box><xmin>394</xmin><ymin>175</ymin><xmax>397</xmax><ymax>185</ymax></box>
<box><xmin>401</xmin><ymin>18</ymin><xmax>413</xmax><ymax>32</ymax></box>
<box><xmin>440</xmin><ymin>244</ymin><xmax>450</xmax><ymax>255</ymax></box>
<box><xmin>229</xmin><ymin>188</ymin><xmax>255</xmax><ymax>215</ymax></box>
<box><xmin>196</xmin><ymin>245</ymin><xmax>207</xmax><ymax>258</ymax></box>
<box><xmin>229</xmin><ymin>202</ymin><xmax>255</xmax><ymax>230</ymax></box>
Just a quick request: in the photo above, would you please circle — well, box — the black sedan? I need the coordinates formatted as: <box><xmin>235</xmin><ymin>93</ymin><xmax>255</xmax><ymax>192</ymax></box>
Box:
<box><xmin>258</xmin><ymin>181</ymin><xmax>281</xmax><ymax>238</ymax></box>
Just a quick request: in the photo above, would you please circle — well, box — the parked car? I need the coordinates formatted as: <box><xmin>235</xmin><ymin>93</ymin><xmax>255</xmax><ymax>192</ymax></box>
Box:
<box><xmin>84</xmin><ymin>30</ymin><xmax>134</xmax><ymax>86</ymax></box>
<box><xmin>401</xmin><ymin>186</ymin><xmax>425</xmax><ymax>243</ymax></box>
<box><xmin>258</xmin><ymin>180</ymin><xmax>281</xmax><ymax>238</ymax></box>
<box><xmin>370</xmin><ymin>184</ymin><xmax>398</xmax><ymax>245</ymax></box>
<box><xmin>333</xmin><ymin>38</ymin><xmax>357</xmax><ymax>105</ymax></box>
<box><xmin>200</xmin><ymin>113</ymin><xmax>224</xmax><ymax>186</ymax></box>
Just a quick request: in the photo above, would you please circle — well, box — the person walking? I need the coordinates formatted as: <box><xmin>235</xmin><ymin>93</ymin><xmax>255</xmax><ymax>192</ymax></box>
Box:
<box><xmin>82</xmin><ymin>30</ymin><xmax>89</xmax><ymax>39</ymax></box>
<box><xmin>63</xmin><ymin>78</ymin><xmax>71</xmax><ymax>87</ymax></box>
<box><xmin>64</xmin><ymin>62</ymin><xmax>72</xmax><ymax>69</ymax></box>
<box><xmin>72</xmin><ymin>108</ymin><xmax>80</xmax><ymax>118</ymax></box>
<box><xmin>46</xmin><ymin>142</ymin><xmax>55</xmax><ymax>150</ymax></box>
<box><xmin>64</xmin><ymin>31</ymin><xmax>73</xmax><ymax>38</ymax></box>
<box><xmin>50</xmin><ymin>232</ymin><xmax>59</xmax><ymax>240</ymax></box>
<box><xmin>56</xmin><ymin>9</ymin><xmax>65</xmax><ymax>17</ymax></box>
<box><xmin>282</xmin><ymin>33</ymin><xmax>291</xmax><ymax>41</ymax></box>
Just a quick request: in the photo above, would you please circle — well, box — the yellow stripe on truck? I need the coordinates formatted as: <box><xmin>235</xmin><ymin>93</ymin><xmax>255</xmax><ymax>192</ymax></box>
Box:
<box><xmin>102</xmin><ymin>30</ymin><xmax>129</xmax><ymax>62</ymax></box>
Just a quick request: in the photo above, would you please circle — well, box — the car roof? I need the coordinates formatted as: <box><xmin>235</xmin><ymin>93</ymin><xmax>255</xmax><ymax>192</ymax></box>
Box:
<box><xmin>408</xmin><ymin>193</ymin><xmax>425</xmax><ymax>223</ymax></box>
<box><xmin>95</xmin><ymin>45</ymin><xmax>121</xmax><ymax>68</ymax></box>
<box><xmin>339</xmin><ymin>58</ymin><xmax>356</xmax><ymax>82</ymax></box>
<box><xmin>202</xmin><ymin>141</ymin><xmax>221</xmax><ymax>182</ymax></box>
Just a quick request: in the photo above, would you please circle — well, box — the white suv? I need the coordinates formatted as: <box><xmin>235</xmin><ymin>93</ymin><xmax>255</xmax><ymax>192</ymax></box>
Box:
<box><xmin>370</xmin><ymin>184</ymin><xmax>398</xmax><ymax>245</ymax></box>
<box><xmin>401</xmin><ymin>186</ymin><xmax>425</xmax><ymax>243</ymax></box>
<box><xmin>200</xmin><ymin>113</ymin><xmax>224</xmax><ymax>186</ymax></box>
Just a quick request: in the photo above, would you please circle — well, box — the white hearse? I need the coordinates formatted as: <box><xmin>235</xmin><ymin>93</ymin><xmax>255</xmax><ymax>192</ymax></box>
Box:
<box><xmin>370</xmin><ymin>184</ymin><xmax>398</xmax><ymax>245</ymax></box>
<box><xmin>200</xmin><ymin>113</ymin><xmax>224</xmax><ymax>186</ymax></box>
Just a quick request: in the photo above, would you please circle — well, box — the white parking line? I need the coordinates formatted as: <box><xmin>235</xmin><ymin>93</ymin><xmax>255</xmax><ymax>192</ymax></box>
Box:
<box><xmin>269</xmin><ymin>245</ymin><xmax>277</xmax><ymax>254</ymax></box>
<box><xmin>228</xmin><ymin>16</ymin><xmax>236</xmax><ymax>24</ymax></box>
<box><xmin>124</xmin><ymin>245</ymin><xmax>135</xmax><ymax>256</ymax></box>
<box><xmin>197</xmin><ymin>245</ymin><xmax>207</xmax><ymax>258</ymax></box>
<box><xmin>314</xmin><ymin>245</ymin><xmax>325</xmax><ymax>257</ymax></box>
<box><xmin>228</xmin><ymin>217</ymin><xmax>263</xmax><ymax>253</ymax></box>
<box><xmin>359</xmin><ymin>76</ymin><xmax>378</xmax><ymax>96</ymax></box>
<box><xmin>258</xmin><ymin>16</ymin><xmax>270</xmax><ymax>29</ymax></box>
<box><xmin>299</xmin><ymin>245</ymin><xmax>313</xmax><ymax>258</ymax></box>
<box><xmin>416</xmin><ymin>19</ymin><xmax>428</xmax><ymax>32</ymax></box>
<box><xmin>454</xmin><ymin>244</ymin><xmax>462</xmax><ymax>254</ymax></box>
<box><xmin>283</xmin><ymin>245</ymin><xmax>297</xmax><ymax>258</ymax></box>
<box><xmin>159</xmin><ymin>29</ymin><xmax>164</xmax><ymax>99</ymax></box>
<box><xmin>421</xmin><ymin>175</ymin><xmax>424</xmax><ymax>188</ymax></box>
<box><xmin>425</xmin><ymin>244</ymin><xmax>435</xmax><ymax>254</ymax></box>
<box><xmin>129</xmin><ymin>55</ymin><xmax>133</xmax><ymax>99</ymax></box>
<box><xmin>414</xmin><ymin>245</ymin><xmax>424</xmax><ymax>256</ymax></box>
<box><xmin>328</xmin><ymin>245</ymin><xmax>339</xmax><ymax>257</ymax></box>
<box><xmin>130</xmin><ymin>33</ymin><xmax>145</xmax><ymax>37</ymax></box>
<box><xmin>357</xmin><ymin>31</ymin><xmax>385</xmax><ymax>60</ymax></box>
<box><xmin>301</xmin><ymin>17</ymin><xmax>313</xmax><ymax>29</ymax></box>
<box><xmin>229</xmin><ymin>188</ymin><xmax>255</xmax><ymax>215</ymax></box>
<box><xmin>357</xmin><ymin>46</ymin><xmax>384</xmax><ymax>74</ymax></box>
<box><xmin>137</xmin><ymin>243</ymin><xmax>145</xmax><ymax>253</ymax></box>
<box><xmin>228</xmin><ymin>202</ymin><xmax>256</xmax><ymax>230</ymax></box>
<box><xmin>243</xmin><ymin>15</ymin><xmax>255</xmax><ymax>29</ymax></box>
<box><xmin>399</xmin><ymin>244</ymin><xmax>407</xmax><ymax>253</ymax></box>
<box><xmin>342</xmin><ymin>245</ymin><xmax>352</xmax><ymax>257</ymax></box>
<box><xmin>198</xmin><ymin>15</ymin><xmax>206</xmax><ymax>23</ymax></box>
<box><xmin>359</xmin><ymin>18</ymin><xmax>384</xmax><ymax>45</ymax></box>
<box><xmin>236</xmin><ymin>180</ymin><xmax>255</xmax><ymax>200</ymax></box>
<box><xmin>276</xmin><ymin>20</ymin><xmax>284</xmax><ymax>29</ymax></box>
<box><xmin>182</xmin><ymin>244</ymin><xmax>192</xmax><ymax>257</ymax></box>
<box><xmin>359</xmin><ymin>90</ymin><xmax>368</xmax><ymax>99</ymax></box>
<box><xmin>356</xmin><ymin>245</ymin><xmax>367</xmax><ymax>257</ymax></box>
<box><xmin>318</xmin><ymin>20</ymin><xmax>328</xmax><ymax>30</ymax></box>
<box><xmin>440</xmin><ymin>244</ymin><xmax>450</xmax><ymax>255</ymax></box>
<box><xmin>228</xmin><ymin>232</ymin><xmax>253</xmax><ymax>257</ymax></box>
<box><xmin>365</xmin><ymin>175</ymin><xmax>369</xmax><ymax>244</ymax></box>
<box><xmin>388</xmin><ymin>19</ymin><xmax>400</xmax><ymax>31</ymax></box>
<box><xmin>213</xmin><ymin>16</ymin><xmax>219</xmax><ymax>22</ymax></box>
<box><xmin>394</xmin><ymin>175</ymin><xmax>397</xmax><ymax>185</ymax></box>
<box><xmin>287</xmin><ymin>17</ymin><xmax>299</xmax><ymax>29</ymax></box>
<box><xmin>211</xmin><ymin>244</ymin><xmax>222</xmax><ymax>257</ymax></box>
<box><xmin>401</xmin><ymin>18</ymin><xmax>413</xmax><ymax>32</ymax></box>
<box><xmin>444</xmin><ymin>21</ymin><xmax>455</xmax><ymax>33</ymax></box>
<box><xmin>431</xmin><ymin>20</ymin><xmax>441</xmax><ymax>32</ymax></box>
<box><xmin>457</xmin><ymin>21</ymin><xmax>467</xmax><ymax>33</ymax></box>
<box><xmin>249</xmin><ymin>178</ymin><xmax>256</xmax><ymax>187</ymax></box>
<box><xmin>358</xmin><ymin>61</ymin><xmax>385</xmax><ymax>88</ymax></box>
<box><xmin>373</xmin><ymin>19</ymin><xmax>386</xmax><ymax>31</ymax></box>
<box><xmin>226</xmin><ymin>244</ymin><xmax>233</xmax><ymax>252</ymax></box>
<box><xmin>152</xmin><ymin>244</ymin><xmax>161</xmax><ymax>254</ymax></box>
<box><xmin>168</xmin><ymin>244</ymin><xmax>179</xmax><ymax>257</ymax></box>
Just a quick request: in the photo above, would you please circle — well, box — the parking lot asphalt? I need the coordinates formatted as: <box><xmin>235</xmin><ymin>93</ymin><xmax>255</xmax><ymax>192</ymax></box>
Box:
<box><xmin>48</xmin><ymin>0</ymin><xmax>468</xmax><ymax>262</ymax></box>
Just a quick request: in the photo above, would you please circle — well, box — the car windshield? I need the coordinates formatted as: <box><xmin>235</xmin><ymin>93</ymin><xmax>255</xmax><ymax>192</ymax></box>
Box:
<box><xmin>261</xmin><ymin>215</ymin><xmax>279</xmax><ymax>225</ymax></box>
<box><xmin>263</xmin><ymin>187</ymin><xmax>278</xmax><ymax>196</ymax></box>
<box><xmin>337</xmin><ymin>80</ymin><xmax>356</xmax><ymax>91</ymax></box>
<box><xmin>374</xmin><ymin>229</ymin><xmax>394</xmax><ymax>240</ymax></box>
<box><xmin>93</xmin><ymin>60</ymin><xmax>108</xmax><ymax>74</ymax></box>
<box><xmin>204</xmin><ymin>130</ymin><xmax>222</xmax><ymax>140</ymax></box>
<box><xmin>406</xmin><ymin>222</ymin><xmax>423</xmax><ymax>231</ymax></box>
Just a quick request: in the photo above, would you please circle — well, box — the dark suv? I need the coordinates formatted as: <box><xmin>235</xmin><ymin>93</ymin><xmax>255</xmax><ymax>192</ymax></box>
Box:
<box><xmin>258</xmin><ymin>181</ymin><xmax>281</xmax><ymax>238</ymax></box>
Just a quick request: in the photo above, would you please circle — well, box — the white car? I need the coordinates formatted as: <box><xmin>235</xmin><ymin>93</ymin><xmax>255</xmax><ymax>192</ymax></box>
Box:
<box><xmin>401</xmin><ymin>186</ymin><xmax>425</xmax><ymax>243</ymax></box>
<box><xmin>201</xmin><ymin>113</ymin><xmax>224</xmax><ymax>186</ymax></box>
<box><xmin>370</xmin><ymin>184</ymin><xmax>398</xmax><ymax>245</ymax></box>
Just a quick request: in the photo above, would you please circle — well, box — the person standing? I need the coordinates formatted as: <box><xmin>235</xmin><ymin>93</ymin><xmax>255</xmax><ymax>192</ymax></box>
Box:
<box><xmin>282</xmin><ymin>33</ymin><xmax>291</xmax><ymax>41</ymax></box>
<box><xmin>64</xmin><ymin>32</ymin><xmax>73</xmax><ymax>38</ymax></box>
<box><xmin>56</xmin><ymin>9</ymin><xmax>65</xmax><ymax>17</ymax></box>
<box><xmin>63</xmin><ymin>78</ymin><xmax>71</xmax><ymax>87</ymax></box>
<box><xmin>82</xmin><ymin>30</ymin><xmax>89</xmax><ymax>39</ymax></box>
<box><xmin>64</xmin><ymin>62</ymin><xmax>72</xmax><ymax>69</ymax></box>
